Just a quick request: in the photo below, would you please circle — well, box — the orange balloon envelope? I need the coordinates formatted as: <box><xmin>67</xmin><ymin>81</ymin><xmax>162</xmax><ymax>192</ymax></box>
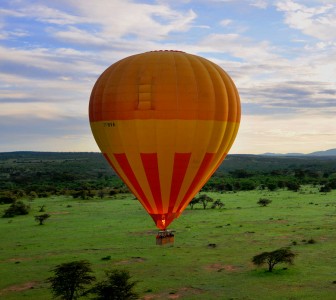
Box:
<box><xmin>89</xmin><ymin>50</ymin><xmax>241</xmax><ymax>229</ymax></box>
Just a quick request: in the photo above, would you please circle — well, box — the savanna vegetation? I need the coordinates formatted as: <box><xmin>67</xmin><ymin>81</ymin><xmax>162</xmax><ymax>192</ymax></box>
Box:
<box><xmin>1</xmin><ymin>152</ymin><xmax>336</xmax><ymax>204</ymax></box>
<box><xmin>1</xmin><ymin>152</ymin><xmax>336</xmax><ymax>299</ymax></box>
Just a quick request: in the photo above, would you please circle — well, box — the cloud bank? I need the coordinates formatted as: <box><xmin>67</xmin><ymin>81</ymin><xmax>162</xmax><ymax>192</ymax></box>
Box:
<box><xmin>0</xmin><ymin>0</ymin><xmax>335</xmax><ymax>153</ymax></box>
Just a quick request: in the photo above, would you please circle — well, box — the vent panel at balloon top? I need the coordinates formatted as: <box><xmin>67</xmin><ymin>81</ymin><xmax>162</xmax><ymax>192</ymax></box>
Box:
<box><xmin>138</xmin><ymin>75</ymin><xmax>152</xmax><ymax>110</ymax></box>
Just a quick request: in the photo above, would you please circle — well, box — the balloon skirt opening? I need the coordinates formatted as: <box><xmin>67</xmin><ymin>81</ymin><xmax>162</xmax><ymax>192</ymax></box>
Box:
<box><xmin>150</xmin><ymin>212</ymin><xmax>180</xmax><ymax>230</ymax></box>
<box><xmin>156</xmin><ymin>230</ymin><xmax>175</xmax><ymax>246</ymax></box>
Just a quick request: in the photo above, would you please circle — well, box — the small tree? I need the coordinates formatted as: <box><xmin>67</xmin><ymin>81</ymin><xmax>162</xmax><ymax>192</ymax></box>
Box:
<box><xmin>198</xmin><ymin>194</ymin><xmax>214</xmax><ymax>210</ymax></box>
<box><xmin>35</xmin><ymin>213</ymin><xmax>50</xmax><ymax>225</ymax></box>
<box><xmin>47</xmin><ymin>260</ymin><xmax>95</xmax><ymax>300</ymax></box>
<box><xmin>257</xmin><ymin>198</ymin><xmax>272</xmax><ymax>207</ymax></box>
<box><xmin>211</xmin><ymin>199</ymin><xmax>224</xmax><ymax>209</ymax></box>
<box><xmin>252</xmin><ymin>248</ymin><xmax>296</xmax><ymax>272</ymax></box>
<box><xmin>189</xmin><ymin>198</ymin><xmax>199</xmax><ymax>209</ymax></box>
<box><xmin>88</xmin><ymin>269</ymin><xmax>138</xmax><ymax>300</ymax></box>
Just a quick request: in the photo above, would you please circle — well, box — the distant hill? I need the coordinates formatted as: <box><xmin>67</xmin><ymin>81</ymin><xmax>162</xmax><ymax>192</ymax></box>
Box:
<box><xmin>262</xmin><ymin>148</ymin><xmax>336</xmax><ymax>157</ymax></box>
<box><xmin>309</xmin><ymin>148</ymin><xmax>336</xmax><ymax>156</ymax></box>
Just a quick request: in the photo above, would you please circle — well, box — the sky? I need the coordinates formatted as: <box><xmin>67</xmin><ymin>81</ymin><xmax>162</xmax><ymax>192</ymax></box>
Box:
<box><xmin>0</xmin><ymin>0</ymin><xmax>335</xmax><ymax>154</ymax></box>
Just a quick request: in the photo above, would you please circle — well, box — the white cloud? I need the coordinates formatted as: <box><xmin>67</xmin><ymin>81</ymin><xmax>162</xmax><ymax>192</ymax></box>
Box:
<box><xmin>20</xmin><ymin>4</ymin><xmax>83</xmax><ymax>25</ymax></box>
<box><xmin>0</xmin><ymin>0</ymin><xmax>335</xmax><ymax>153</ymax></box>
<box><xmin>249</xmin><ymin>0</ymin><xmax>268</xmax><ymax>9</ymax></box>
<box><xmin>0</xmin><ymin>102</ymin><xmax>64</xmax><ymax>119</ymax></box>
<box><xmin>199</xmin><ymin>33</ymin><xmax>279</xmax><ymax>64</ymax></box>
<box><xmin>220</xmin><ymin>19</ymin><xmax>232</xmax><ymax>26</ymax></box>
<box><xmin>75</xmin><ymin>0</ymin><xmax>197</xmax><ymax>40</ymax></box>
<box><xmin>275</xmin><ymin>0</ymin><xmax>336</xmax><ymax>40</ymax></box>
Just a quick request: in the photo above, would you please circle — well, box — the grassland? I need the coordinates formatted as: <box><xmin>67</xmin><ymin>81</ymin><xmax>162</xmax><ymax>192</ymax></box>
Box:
<box><xmin>0</xmin><ymin>188</ymin><xmax>336</xmax><ymax>299</ymax></box>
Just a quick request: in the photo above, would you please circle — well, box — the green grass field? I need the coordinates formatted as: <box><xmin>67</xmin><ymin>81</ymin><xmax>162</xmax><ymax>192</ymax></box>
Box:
<box><xmin>1</xmin><ymin>188</ymin><xmax>336</xmax><ymax>299</ymax></box>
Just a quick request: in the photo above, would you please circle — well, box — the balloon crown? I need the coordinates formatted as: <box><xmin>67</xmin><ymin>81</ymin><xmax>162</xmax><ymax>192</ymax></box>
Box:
<box><xmin>149</xmin><ymin>50</ymin><xmax>185</xmax><ymax>53</ymax></box>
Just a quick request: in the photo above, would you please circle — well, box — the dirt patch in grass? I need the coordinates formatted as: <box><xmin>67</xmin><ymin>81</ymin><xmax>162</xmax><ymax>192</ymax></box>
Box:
<box><xmin>142</xmin><ymin>286</ymin><xmax>203</xmax><ymax>299</ymax></box>
<box><xmin>204</xmin><ymin>263</ymin><xmax>241</xmax><ymax>272</ymax></box>
<box><xmin>115</xmin><ymin>256</ymin><xmax>146</xmax><ymax>265</ymax></box>
<box><xmin>6</xmin><ymin>257</ymin><xmax>33</xmax><ymax>262</ymax></box>
<box><xmin>0</xmin><ymin>281</ymin><xmax>39</xmax><ymax>295</ymax></box>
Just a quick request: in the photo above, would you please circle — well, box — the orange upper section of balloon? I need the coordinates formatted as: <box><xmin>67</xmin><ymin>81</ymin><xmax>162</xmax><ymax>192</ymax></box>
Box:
<box><xmin>89</xmin><ymin>50</ymin><xmax>241</xmax><ymax>122</ymax></box>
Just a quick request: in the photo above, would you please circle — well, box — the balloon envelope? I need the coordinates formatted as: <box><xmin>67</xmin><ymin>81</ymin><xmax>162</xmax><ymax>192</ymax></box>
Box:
<box><xmin>89</xmin><ymin>51</ymin><xmax>240</xmax><ymax>229</ymax></box>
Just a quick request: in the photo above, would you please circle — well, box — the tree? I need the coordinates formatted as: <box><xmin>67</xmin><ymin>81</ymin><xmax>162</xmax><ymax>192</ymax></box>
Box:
<box><xmin>35</xmin><ymin>213</ymin><xmax>50</xmax><ymax>225</ymax></box>
<box><xmin>239</xmin><ymin>179</ymin><xmax>257</xmax><ymax>191</ymax></box>
<box><xmin>88</xmin><ymin>269</ymin><xmax>138</xmax><ymax>300</ymax></box>
<box><xmin>266</xmin><ymin>181</ymin><xmax>277</xmax><ymax>191</ymax></box>
<box><xmin>257</xmin><ymin>198</ymin><xmax>272</xmax><ymax>207</ymax></box>
<box><xmin>189</xmin><ymin>198</ymin><xmax>199</xmax><ymax>209</ymax></box>
<box><xmin>2</xmin><ymin>200</ymin><xmax>30</xmax><ymax>218</ymax></box>
<box><xmin>198</xmin><ymin>194</ymin><xmax>214</xmax><ymax>210</ymax></box>
<box><xmin>211</xmin><ymin>199</ymin><xmax>224</xmax><ymax>209</ymax></box>
<box><xmin>47</xmin><ymin>260</ymin><xmax>95</xmax><ymax>300</ymax></box>
<box><xmin>286</xmin><ymin>181</ymin><xmax>300</xmax><ymax>192</ymax></box>
<box><xmin>252</xmin><ymin>248</ymin><xmax>296</xmax><ymax>272</ymax></box>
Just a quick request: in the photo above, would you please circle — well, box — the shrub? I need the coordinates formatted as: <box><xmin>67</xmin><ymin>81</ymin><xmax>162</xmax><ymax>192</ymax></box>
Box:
<box><xmin>319</xmin><ymin>185</ymin><xmax>331</xmax><ymax>193</ymax></box>
<box><xmin>2</xmin><ymin>201</ymin><xmax>30</xmax><ymax>218</ymax></box>
<box><xmin>257</xmin><ymin>198</ymin><xmax>272</xmax><ymax>207</ymax></box>
<box><xmin>0</xmin><ymin>191</ymin><xmax>17</xmax><ymax>204</ymax></box>
<box><xmin>88</xmin><ymin>269</ymin><xmax>139</xmax><ymax>300</ymax></box>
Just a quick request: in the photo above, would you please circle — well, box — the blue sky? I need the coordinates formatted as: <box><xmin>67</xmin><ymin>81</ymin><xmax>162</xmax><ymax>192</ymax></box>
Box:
<box><xmin>0</xmin><ymin>0</ymin><xmax>335</xmax><ymax>154</ymax></box>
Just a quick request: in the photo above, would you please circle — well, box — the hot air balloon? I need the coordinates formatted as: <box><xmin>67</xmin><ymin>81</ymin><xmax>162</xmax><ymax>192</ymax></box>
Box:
<box><xmin>89</xmin><ymin>50</ymin><xmax>240</xmax><ymax>239</ymax></box>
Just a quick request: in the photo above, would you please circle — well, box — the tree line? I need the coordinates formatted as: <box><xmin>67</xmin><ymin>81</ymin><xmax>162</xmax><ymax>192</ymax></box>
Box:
<box><xmin>1</xmin><ymin>152</ymin><xmax>336</xmax><ymax>205</ymax></box>
<box><xmin>203</xmin><ymin>168</ymin><xmax>336</xmax><ymax>193</ymax></box>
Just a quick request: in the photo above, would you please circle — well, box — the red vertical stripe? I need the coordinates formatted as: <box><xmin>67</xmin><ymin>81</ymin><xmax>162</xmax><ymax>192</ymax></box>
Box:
<box><xmin>141</xmin><ymin>153</ymin><xmax>163</xmax><ymax>212</ymax></box>
<box><xmin>113</xmin><ymin>153</ymin><xmax>153</xmax><ymax>213</ymax></box>
<box><xmin>169</xmin><ymin>153</ymin><xmax>191</xmax><ymax>212</ymax></box>
<box><xmin>176</xmin><ymin>152</ymin><xmax>216</xmax><ymax>212</ymax></box>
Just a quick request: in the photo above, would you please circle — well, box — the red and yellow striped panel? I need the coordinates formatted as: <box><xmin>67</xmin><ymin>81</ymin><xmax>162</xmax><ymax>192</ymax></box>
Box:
<box><xmin>89</xmin><ymin>51</ymin><xmax>240</xmax><ymax>229</ymax></box>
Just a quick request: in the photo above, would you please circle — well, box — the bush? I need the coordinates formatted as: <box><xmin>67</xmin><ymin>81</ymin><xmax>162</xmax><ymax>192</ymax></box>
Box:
<box><xmin>257</xmin><ymin>198</ymin><xmax>272</xmax><ymax>207</ymax></box>
<box><xmin>0</xmin><ymin>191</ymin><xmax>17</xmax><ymax>204</ymax></box>
<box><xmin>88</xmin><ymin>269</ymin><xmax>138</xmax><ymax>300</ymax></box>
<box><xmin>319</xmin><ymin>185</ymin><xmax>331</xmax><ymax>193</ymax></box>
<box><xmin>2</xmin><ymin>201</ymin><xmax>30</xmax><ymax>218</ymax></box>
